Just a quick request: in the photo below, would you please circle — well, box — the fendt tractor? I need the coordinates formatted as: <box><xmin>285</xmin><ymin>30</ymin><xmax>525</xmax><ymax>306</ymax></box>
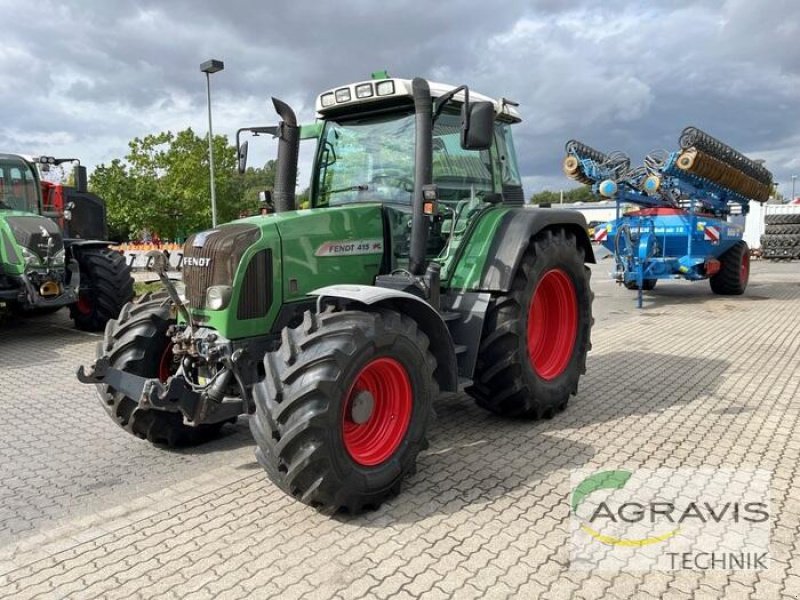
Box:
<box><xmin>0</xmin><ymin>154</ymin><xmax>133</xmax><ymax>329</ymax></box>
<box><xmin>79</xmin><ymin>75</ymin><xmax>595</xmax><ymax>512</ymax></box>
<box><xmin>563</xmin><ymin>128</ymin><xmax>773</xmax><ymax>308</ymax></box>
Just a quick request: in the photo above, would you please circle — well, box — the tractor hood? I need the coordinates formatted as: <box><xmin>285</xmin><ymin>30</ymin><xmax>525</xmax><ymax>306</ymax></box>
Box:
<box><xmin>1</xmin><ymin>213</ymin><xmax>64</xmax><ymax>260</ymax></box>
<box><xmin>181</xmin><ymin>203</ymin><xmax>387</xmax><ymax>340</ymax></box>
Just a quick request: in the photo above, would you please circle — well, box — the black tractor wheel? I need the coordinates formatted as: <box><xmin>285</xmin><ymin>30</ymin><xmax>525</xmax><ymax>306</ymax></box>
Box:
<box><xmin>96</xmin><ymin>292</ymin><xmax>225</xmax><ymax>446</ymax></box>
<box><xmin>764</xmin><ymin>224</ymin><xmax>800</xmax><ymax>235</ymax></box>
<box><xmin>624</xmin><ymin>278</ymin><xmax>657</xmax><ymax>291</ymax></box>
<box><xmin>469</xmin><ymin>228</ymin><xmax>593</xmax><ymax>418</ymax></box>
<box><xmin>251</xmin><ymin>309</ymin><xmax>437</xmax><ymax>513</ymax></box>
<box><xmin>70</xmin><ymin>247</ymin><xmax>134</xmax><ymax>332</ymax></box>
<box><xmin>765</xmin><ymin>214</ymin><xmax>800</xmax><ymax>226</ymax></box>
<box><xmin>762</xmin><ymin>234</ymin><xmax>800</xmax><ymax>248</ymax></box>
<box><xmin>710</xmin><ymin>241</ymin><xmax>749</xmax><ymax>295</ymax></box>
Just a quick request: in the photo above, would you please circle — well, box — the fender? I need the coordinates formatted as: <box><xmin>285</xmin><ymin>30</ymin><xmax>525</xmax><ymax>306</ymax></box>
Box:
<box><xmin>64</xmin><ymin>239</ymin><xmax>116</xmax><ymax>250</ymax></box>
<box><xmin>310</xmin><ymin>284</ymin><xmax>458</xmax><ymax>392</ymax></box>
<box><xmin>479</xmin><ymin>207</ymin><xmax>595</xmax><ymax>292</ymax></box>
<box><xmin>64</xmin><ymin>239</ymin><xmax>118</xmax><ymax>261</ymax></box>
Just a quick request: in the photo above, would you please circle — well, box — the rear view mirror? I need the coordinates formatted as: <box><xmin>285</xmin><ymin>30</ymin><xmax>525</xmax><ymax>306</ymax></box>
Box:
<box><xmin>237</xmin><ymin>140</ymin><xmax>249</xmax><ymax>174</ymax></box>
<box><xmin>461</xmin><ymin>101</ymin><xmax>494</xmax><ymax>151</ymax></box>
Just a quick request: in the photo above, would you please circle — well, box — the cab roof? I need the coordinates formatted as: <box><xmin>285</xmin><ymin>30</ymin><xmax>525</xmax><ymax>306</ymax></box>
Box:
<box><xmin>315</xmin><ymin>77</ymin><xmax>522</xmax><ymax>124</ymax></box>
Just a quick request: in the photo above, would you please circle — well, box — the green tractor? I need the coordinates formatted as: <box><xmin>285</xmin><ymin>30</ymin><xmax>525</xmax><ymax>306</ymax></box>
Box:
<box><xmin>79</xmin><ymin>76</ymin><xmax>594</xmax><ymax>512</ymax></box>
<box><xmin>0</xmin><ymin>153</ymin><xmax>133</xmax><ymax>329</ymax></box>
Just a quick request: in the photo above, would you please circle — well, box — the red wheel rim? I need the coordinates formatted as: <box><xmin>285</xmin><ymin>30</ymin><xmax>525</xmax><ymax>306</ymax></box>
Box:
<box><xmin>527</xmin><ymin>269</ymin><xmax>579</xmax><ymax>381</ymax></box>
<box><xmin>76</xmin><ymin>294</ymin><xmax>92</xmax><ymax>315</ymax></box>
<box><xmin>741</xmin><ymin>252</ymin><xmax>749</xmax><ymax>285</ymax></box>
<box><xmin>158</xmin><ymin>346</ymin><xmax>174</xmax><ymax>382</ymax></box>
<box><xmin>342</xmin><ymin>357</ymin><xmax>413</xmax><ymax>466</ymax></box>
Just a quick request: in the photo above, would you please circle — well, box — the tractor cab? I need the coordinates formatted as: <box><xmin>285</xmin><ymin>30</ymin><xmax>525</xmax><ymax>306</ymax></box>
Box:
<box><xmin>311</xmin><ymin>77</ymin><xmax>524</xmax><ymax>208</ymax></box>
<box><xmin>307</xmin><ymin>78</ymin><xmax>525</xmax><ymax>274</ymax></box>
<box><xmin>0</xmin><ymin>154</ymin><xmax>41</xmax><ymax>214</ymax></box>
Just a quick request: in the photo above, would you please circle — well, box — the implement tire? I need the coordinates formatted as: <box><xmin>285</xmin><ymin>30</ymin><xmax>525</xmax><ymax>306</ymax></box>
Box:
<box><xmin>710</xmin><ymin>241</ymin><xmax>749</xmax><ymax>295</ymax></box>
<box><xmin>624</xmin><ymin>279</ymin><xmax>657</xmax><ymax>291</ymax></box>
<box><xmin>469</xmin><ymin>227</ymin><xmax>593</xmax><ymax>418</ymax></box>
<box><xmin>251</xmin><ymin>309</ymin><xmax>437</xmax><ymax>513</ymax></box>
<box><xmin>96</xmin><ymin>292</ymin><xmax>225</xmax><ymax>446</ymax></box>
<box><xmin>70</xmin><ymin>247</ymin><xmax>134</xmax><ymax>331</ymax></box>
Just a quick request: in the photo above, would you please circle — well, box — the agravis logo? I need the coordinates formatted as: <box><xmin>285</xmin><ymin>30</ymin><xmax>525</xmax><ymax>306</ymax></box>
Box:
<box><xmin>572</xmin><ymin>470</ymin><xmax>680</xmax><ymax>547</ymax></box>
<box><xmin>569</xmin><ymin>468</ymin><xmax>772</xmax><ymax>571</ymax></box>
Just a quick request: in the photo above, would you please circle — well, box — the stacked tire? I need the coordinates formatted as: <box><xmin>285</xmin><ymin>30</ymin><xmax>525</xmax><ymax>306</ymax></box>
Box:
<box><xmin>761</xmin><ymin>214</ymin><xmax>800</xmax><ymax>261</ymax></box>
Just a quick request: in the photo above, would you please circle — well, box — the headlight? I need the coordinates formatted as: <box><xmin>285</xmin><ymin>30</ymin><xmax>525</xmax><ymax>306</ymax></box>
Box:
<box><xmin>335</xmin><ymin>87</ymin><xmax>351</xmax><ymax>103</ymax></box>
<box><xmin>20</xmin><ymin>247</ymin><xmax>41</xmax><ymax>267</ymax></box>
<box><xmin>51</xmin><ymin>248</ymin><xmax>66</xmax><ymax>264</ymax></box>
<box><xmin>206</xmin><ymin>285</ymin><xmax>232</xmax><ymax>310</ymax></box>
<box><xmin>376</xmin><ymin>80</ymin><xmax>395</xmax><ymax>96</ymax></box>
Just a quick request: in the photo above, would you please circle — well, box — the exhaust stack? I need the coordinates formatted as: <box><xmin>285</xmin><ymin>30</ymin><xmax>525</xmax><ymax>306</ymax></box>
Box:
<box><xmin>272</xmin><ymin>98</ymin><xmax>300</xmax><ymax>213</ymax></box>
<box><xmin>409</xmin><ymin>78</ymin><xmax>433</xmax><ymax>276</ymax></box>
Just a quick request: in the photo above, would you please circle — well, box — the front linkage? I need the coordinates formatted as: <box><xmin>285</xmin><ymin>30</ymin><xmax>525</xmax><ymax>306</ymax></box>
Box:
<box><xmin>78</xmin><ymin>257</ymin><xmax>260</xmax><ymax>430</ymax></box>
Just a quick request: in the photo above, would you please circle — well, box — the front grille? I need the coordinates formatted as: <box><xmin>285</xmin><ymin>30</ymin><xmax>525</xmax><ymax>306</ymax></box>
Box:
<box><xmin>6</xmin><ymin>216</ymin><xmax>64</xmax><ymax>260</ymax></box>
<box><xmin>237</xmin><ymin>249</ymin><xmax>272</xmax><ymax>320</ymax></box>
<box><xmin>182</xmin><ymin>224</ymin><xmax>260</xmax><ymax>310</ymax></box>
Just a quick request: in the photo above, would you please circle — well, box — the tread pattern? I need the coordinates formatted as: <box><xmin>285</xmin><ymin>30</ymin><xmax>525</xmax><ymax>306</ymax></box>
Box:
<box><xmin>469</xmin><ymin>228</ymin><xmax>593</xmax><ymax>418</ymax></box>
<box><xmin>764</xmin><ymin>214</ymin><xmax>800</xmax><ymax>226</ymax></box>
<box><xmin>70</xmin><ymin>248</ymin><xmax>134</xmax><ymax>331</ymax></box>
<box><xmin>250</xmin><ymin>308</ymin><xmax>437</xmax><ymax>513</ymax></box>
<box><xmin>96</xmin><ymin>291</ymin><xmax>224</xmax><ymax>447</ymax></box>
<box><xmin>710</xmin><ymin>241</ymin><xmax>748</xmax><ymax>295</ymax></box>
<box><xmin>764</xmin><ymin>224</ymin><xmax>800</xmax><ymax>235</ymax></box>
<box><xmin>761</xmin><ymin>234</ymin><xmax>800</xmax><ymax>248</ymax></box>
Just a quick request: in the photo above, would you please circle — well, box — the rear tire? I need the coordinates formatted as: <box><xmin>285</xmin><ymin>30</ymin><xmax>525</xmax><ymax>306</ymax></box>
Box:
<box><xmin>624</xmin><ymin>279</ymin><xmax>657</xmax><ymax>291</ymax></box>
<box><xmin>250</xmin><ymin>309</ymin><xmax>437</xmax><ymax>513</ymax></box>
<box><xmin>710</xmin><ymin>241</ymin><xmax>749</xmax><ymax>295</ymax></box>
<box><xmin>96</xmin><ymin>292</ymin><xmax>225</xmax><ymax>446</ymax></box>
<box><xmin>70</xmin><ymin>247</ymin><xmax>134</xmax><ymax>331</ymax></box>
<box><xmin>469</xmin><ymin>228</ymin><xmax>593</xmax><ymax>418</ymax></box>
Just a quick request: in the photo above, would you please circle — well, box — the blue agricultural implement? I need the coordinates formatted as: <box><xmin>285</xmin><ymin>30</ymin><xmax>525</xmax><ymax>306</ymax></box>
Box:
<box><xmin>563</xmin><ymin>127</ymin><xmax>773</xmax><ymax>307</ymax></box>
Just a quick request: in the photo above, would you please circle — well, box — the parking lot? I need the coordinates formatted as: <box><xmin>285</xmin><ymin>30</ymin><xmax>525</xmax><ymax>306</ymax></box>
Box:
<box><xmin>0</xmin><ymin>259</ymin><xmax>798</xmax><ymax>599</ymax></box>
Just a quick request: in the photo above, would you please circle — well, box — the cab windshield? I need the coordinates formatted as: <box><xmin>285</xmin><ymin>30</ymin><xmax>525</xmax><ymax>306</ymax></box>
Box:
<box><xmin>314</xmin><ymin>111</ymin><xmax>495</xmax><ymax>207</ymax></box>
<box><xmin>0</xmin><ymin>158</ymin><xmax>39</xmax><ymax>213</ymax></box>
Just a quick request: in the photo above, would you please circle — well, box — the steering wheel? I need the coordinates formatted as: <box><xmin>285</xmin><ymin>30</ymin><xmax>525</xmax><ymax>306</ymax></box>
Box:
<box><xmin>371</xmin><ymin>169</ymin><xmax>414</xmax><ymax>192</ymax></box>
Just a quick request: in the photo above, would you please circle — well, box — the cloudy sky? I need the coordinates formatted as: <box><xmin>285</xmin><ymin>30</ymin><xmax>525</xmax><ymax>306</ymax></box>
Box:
<box><xmin>1</xmin><ymin>0</ymin><xmax>798</xmax><ymax>197</ymax></box>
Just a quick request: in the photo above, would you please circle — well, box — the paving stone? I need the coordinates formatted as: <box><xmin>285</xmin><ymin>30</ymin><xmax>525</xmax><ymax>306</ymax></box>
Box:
<box><xmin>0</xmin><ymin>263</ymin><xmax>797</xmax><ymax>599</ymax></box>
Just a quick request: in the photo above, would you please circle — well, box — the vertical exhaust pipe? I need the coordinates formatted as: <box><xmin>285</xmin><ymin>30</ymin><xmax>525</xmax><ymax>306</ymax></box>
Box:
<box><xmin>271</xmin><ymin>98</ymin><xmax>300</xmax><ymax>213</ymax></box>
<box><xmin>409</xmin><ymin>78</ymin><xmax>433</xmax><ymax>276</ymax></box>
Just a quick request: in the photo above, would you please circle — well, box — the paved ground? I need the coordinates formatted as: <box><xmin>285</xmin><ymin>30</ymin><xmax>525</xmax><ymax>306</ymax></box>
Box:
<box><xmin>0</xmin><ymin>259</ymin><xmax>798</xmax><ymax>599</ymax></box>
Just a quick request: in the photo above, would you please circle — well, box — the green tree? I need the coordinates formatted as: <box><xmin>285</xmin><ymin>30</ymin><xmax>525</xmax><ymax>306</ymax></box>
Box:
<box><xmin>529</xmin><ymin>185</ymin><xmax>595</xmax><ymax>205</ymax></box>
<box><xmin>90</xmin><ymin>129</ymin><xmax>276</xmax><ymax>241</ymax></box>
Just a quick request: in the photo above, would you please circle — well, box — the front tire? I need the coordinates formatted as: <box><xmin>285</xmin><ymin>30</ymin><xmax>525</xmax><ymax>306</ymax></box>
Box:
<box><xmin>70</xmin><ymin>247</ymin><xmax>134</xmax><ymax>331</ymax></box>
<box><xmin>96</xmin><ymin>292</ymin><xmax>225</xmax><ymax>446</ymax></box>
<box><xmin>710</xmin><ymin>241</ymin><xmax>749</xmax><ymax>295</ymax></box>
<box><xmin>250</xmin><ymin>309</ymin><xmax>437</xmax><ymax>513</ymax></box>
<box><xmin>469</xmin><ymin>228</ymin><xmax>593</xmax><ymax>418</ymax></box>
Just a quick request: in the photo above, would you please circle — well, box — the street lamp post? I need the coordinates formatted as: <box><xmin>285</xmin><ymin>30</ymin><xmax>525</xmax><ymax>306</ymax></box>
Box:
<box><xmin>792</xmin><ymin>175</ymin><xmax>797</xmax><ymax>204</ymax></box>
<box><xmin>200</xmin><ymin>59</ymin><xmax>224</xmax><ymax>227</ymax></box>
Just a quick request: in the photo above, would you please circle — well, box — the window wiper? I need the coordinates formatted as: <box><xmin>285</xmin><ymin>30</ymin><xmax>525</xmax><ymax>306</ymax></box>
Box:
<box><xmin>325</xmin><ymin>184</ymin><xmax>369</xmax><ymax>196</ymax></box>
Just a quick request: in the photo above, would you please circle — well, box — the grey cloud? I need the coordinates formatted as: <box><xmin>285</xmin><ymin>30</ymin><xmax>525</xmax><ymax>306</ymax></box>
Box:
<box><xmin>0</xmin><ymin>0</ymin><xmax>797</xmax><ymax>193</ymax></box>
